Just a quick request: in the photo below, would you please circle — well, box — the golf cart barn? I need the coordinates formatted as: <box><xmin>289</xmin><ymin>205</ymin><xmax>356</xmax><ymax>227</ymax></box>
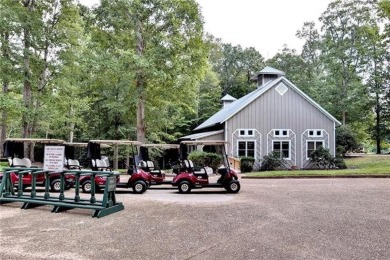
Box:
<box><xmin>182</xmin><ymin>66</ymin><xmax>341</xmax><ymax>170</ymax></box>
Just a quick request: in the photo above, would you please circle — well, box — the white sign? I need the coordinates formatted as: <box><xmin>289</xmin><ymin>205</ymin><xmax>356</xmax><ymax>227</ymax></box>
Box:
<box><xmin>44</xmin><ymin>146</ymin><xmax>65</xmax><ymax>172</ymax></box>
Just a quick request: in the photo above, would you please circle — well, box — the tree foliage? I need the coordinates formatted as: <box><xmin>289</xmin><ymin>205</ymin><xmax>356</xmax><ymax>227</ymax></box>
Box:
<box><xmin>1</xmin><ymin>0</ymin><xmax>390</xmax><ymax>158</ymax></box>
<box><xmin>212</xmin><ymin>42</ymin><xmax>264</xmax><ymax>99</ymax></box>
<box><xmin>286</xmin><ymin>0</ymin><xmax>390</xmax><ymax>152</ymax></box>
<box><xmin>88</xmin><ymin>0</ymin><xmax>207</xmax><ymax>143</ymax></box>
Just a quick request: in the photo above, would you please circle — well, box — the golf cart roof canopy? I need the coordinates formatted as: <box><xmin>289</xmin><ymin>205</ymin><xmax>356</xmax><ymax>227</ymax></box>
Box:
<box><xmin>88</xmin><ymin>140</ymin><xmax>142</xmax><ymax>146</ymax></box>
<box><xmin>180</xmin><ymin>140</ymin><xmax>227</xmax><ymax>146</ymax></box>
<box><xmin>142</xmin><ymin>144</ymin><xmax>180</xmax><ymax>149</ymax></box>
<box><xmin>5</xmin><ymin>138</ymin><xmax>65</xmax><ymax>144</ymax></box>
<box><xmin>64</xmin><ymin>142</ymin><xmax>110</xmax><ymax>148</ymax></box>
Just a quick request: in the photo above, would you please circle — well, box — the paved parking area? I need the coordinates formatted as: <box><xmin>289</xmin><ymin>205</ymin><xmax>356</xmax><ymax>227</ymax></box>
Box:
<box><xmin>1</xmin><ymin>178</ymin><xmax>390</xmax><ymax>260</ymax></box>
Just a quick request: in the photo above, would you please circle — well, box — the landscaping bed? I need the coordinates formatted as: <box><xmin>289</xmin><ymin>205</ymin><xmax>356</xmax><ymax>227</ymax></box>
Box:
<box><xmin>243</xmin><ymin>155</ymin><xmax>390</xmax><ymax>178</ymax></box>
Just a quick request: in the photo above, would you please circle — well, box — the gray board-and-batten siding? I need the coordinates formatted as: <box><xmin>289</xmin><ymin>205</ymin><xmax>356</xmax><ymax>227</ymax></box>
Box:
<box><xmin>224</xmin><ymin>78</ymin><xmax>339</xmax><ymax>168</ymax></box>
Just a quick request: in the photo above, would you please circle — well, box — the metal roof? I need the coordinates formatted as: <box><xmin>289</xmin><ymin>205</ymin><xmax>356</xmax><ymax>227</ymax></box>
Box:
<box><xmin>5</xmin><ymin>138</ymin><xmax>65</xmax><ymax>144</ymax></box>
<box><xmin>180</xmin><ymin>130</ymin><xmax>224</xmax><ymax>140</ymax></box>
<box><xmin>221</xmin><ymin>94</ymin><xmax>237</xmax><ymax>101</ymax></box>
<box><xmin>194</xmin><ymin>77</ymin><xmax>341</xmax><ymax>131</ymax></box>
<box><xmin>88</xmin><ymin>140</ymin><xmax>142</xmax><ymax>146</ymax></box>
<box><xmin>142</xmin><ymin>144</ymin><xmax>179</xmax><ymax>149</ymax></box>
<box><xmin>257</xmin><ymin>66</ymin><xmax>285</xmax><ymax>76</ymax></box>
<box><xmin>194</xmin><ymin>80</ymin><xmax>275</xmax><ymax>130</ymax></box>
<box><xmin>181</xmin><ymin>140</ymin><xmax>227</xmax><ymax>145</ymax></box>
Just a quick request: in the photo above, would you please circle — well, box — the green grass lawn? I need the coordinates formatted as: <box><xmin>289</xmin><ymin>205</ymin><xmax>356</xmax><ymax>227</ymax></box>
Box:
<box><xmin>244</xmin><ymin>155</ymin><xmax>390</xmax><ymax>178</ymax></box>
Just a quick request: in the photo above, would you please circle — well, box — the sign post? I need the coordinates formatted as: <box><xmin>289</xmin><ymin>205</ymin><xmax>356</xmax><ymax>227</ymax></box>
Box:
<box><xmin>44</xmin><ymin>146</ymin><xmax>65</xmax><ymax>172</ymax></box>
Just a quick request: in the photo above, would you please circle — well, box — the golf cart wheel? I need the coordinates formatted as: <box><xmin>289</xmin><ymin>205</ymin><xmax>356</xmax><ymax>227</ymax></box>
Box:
<box><xmin>226</xmin><ymin>180</ymin><xmax>240</xmax><ymax>193</ymax></box>
<box><xmin>82</xmin><ymin>180</ymin><xmax>92</xmax><ymax>193</ymax></box>
<box><xmin>50</xmin><ymin>179</ymin><xmax>61</xmax><ymax>192</ymax></box>
<box><xmin>132</xmin><ymin>181</ymin><xmax>146</xmax><ymax>194</ymax></box>
<box><xmin>178</xmin><ymin>181</ymin><xmax>191</xmax><ymax>193</ymax></box>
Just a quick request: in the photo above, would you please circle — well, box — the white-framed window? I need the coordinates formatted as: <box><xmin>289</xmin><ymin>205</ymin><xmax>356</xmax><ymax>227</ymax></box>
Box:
<box><xmin>238</xmin><ymin>141</ymin><xmax>255</xmax><ymax>158</ymax></box>
<box><xmin>274</xmin><ymin>129</ymin><xmax>289</xmax><ymax>137</ymax></box>
<box><xmin>308</xmin><ymin>129</ymin><xmax>323</xmax><ymax>137</ymax></box>
<box><xmin>238</xmin><ymin>129</ymin><xmax>255</xmax><ymax>137</ymax></box>
<box><xmin>272</xmin><ymin>140</ymin><xmax>290</xmax><ymax>159</ymax></box>
<box><xmin>307</xmin><ymin>141</ymin><xmax>324</xmax><ymax>159</ymax></box>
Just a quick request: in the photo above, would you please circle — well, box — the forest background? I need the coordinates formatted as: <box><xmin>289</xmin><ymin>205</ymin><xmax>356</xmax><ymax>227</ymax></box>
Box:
<box><xmin>1</xmin><ymin>0</ymin><xmax>390</xmax><ymax>158</ymax></box>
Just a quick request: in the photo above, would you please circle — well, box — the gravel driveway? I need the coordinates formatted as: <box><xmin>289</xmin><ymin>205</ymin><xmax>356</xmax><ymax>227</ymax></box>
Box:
<box><xmin>1</xmin><ymin>178</ymin><xmax>389</xmax><ymax>260</ymax></box>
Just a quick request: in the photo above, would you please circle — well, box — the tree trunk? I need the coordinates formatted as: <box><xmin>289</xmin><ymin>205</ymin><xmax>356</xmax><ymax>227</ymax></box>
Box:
<box><xmin>1</xmin><ymin>32</ymin><xmax>10</xmax><ymax>157</ymax></box>
<box><xmin>114</xmin><ymin>144</ymin><xmax>119</xmax><ymax>170</ymax></box>
<box><xmin>341</xmin><ymin>69</ymin><xmax>347</xmax><ymax>125</ymax></box>
<box><xmin>375</xmin><ymin>92</ymin><xmax>381</xmax><ymax>154</ymax></box>
<box><xmin>135</xmin><ymin>19</ymin><xmax>146</xmax><ymax>143</ymax></box>
<box><xmin>136</xmin><ymin>87</ymin><xmax>146</xmax><ymax>143</ymax></box>
<box><xmin>22</xmin><ymin>0</ymin><xmax>34</xmax><ymax>156</ymax></box>
<box><xmin>0</xmin><ymin>100</ymin><xmax>7</xmax><ymax>157</ymax></box>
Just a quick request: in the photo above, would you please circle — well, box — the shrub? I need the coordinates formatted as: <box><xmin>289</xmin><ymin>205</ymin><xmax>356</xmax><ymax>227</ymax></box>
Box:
<box><xmin>260</xmin><ymin>151</ymin><xmax>285</xmax><ymax>171</ymax></box>
<box><xmin>240</xmin><ymin>157</ymin><xmax>255</xmax><ymax>173</ymax></box>
<box><xmin>333</xmin><ymin>155</ymin><xmax>347</xmax><ymax>169</ymax></box>
<box><xmin>336</xmin><ymin>125</ymin><xmax>359</xmax><ymax>155</ymax></box>
<box><xmin>309</xmin><ymin>147</ymin><xmax>347</xmax><ymax>169</ymax></box>
<box><xmin>188</xmin><ymin>151</ymin><xmax>222</xmax><ymax>172</ymax></box>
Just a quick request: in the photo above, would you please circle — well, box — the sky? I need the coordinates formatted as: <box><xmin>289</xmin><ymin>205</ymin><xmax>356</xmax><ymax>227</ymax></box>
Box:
<box><xmin>79</xmin><ymin>0</ymin><xmax>333</xmax><ymax>59</ymax></box>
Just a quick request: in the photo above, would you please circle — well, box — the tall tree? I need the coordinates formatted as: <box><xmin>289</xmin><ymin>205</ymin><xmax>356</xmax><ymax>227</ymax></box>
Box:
<box><xmin>363</xmin><ymin>25</ymin><xmax>390</xmax><ymax>153</ymax></box>
<box><xmin>0</xmin><ymin>0</ymin><xmax>86</xmax><ymax>160</ymax></box>
<box><xmin>319</xmin><ymin>0</ymin><xmax>375</xmax><ymax>125</ymax></box>
<box><xmin>0</xmin><ymin>0</ymin><xmax>22</xmax><ymax>155</ymax></box>
<box><xmin>93</xmin><ymin>0</ymin><xmax>207</xmax><ymax>143</ymax></box>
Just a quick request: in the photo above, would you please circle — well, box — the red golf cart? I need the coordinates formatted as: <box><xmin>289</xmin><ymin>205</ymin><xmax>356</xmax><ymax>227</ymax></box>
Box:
<box><xmin>138</xmin><ymin>144</ymin><xmax>180</xmax><ymax>186</ymax></box>
<box><xmin>61</xmin><ymin>142</ymin><xmax>119</xmax><ymax>193</ymax></box>
<box><xmin>82</xmin><ymin>140</ymin><xmax>152</xmax><ymax>194</ymax></box>
<box><xmin>172</xmin><ymin>140</ymin><xmax>240</xmax><ymax>193</ymax></box>
<box><xmin>2</xmin><ymin>138</ymin><xmax>75</xmax><ymax>192</ymax></box>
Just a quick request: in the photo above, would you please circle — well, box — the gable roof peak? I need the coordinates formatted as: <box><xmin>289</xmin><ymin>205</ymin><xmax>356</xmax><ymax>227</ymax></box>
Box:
<box><xmin>194</xmin><ymin>76</ymin><xmax>341</xmax><ymax>131</ymax></box>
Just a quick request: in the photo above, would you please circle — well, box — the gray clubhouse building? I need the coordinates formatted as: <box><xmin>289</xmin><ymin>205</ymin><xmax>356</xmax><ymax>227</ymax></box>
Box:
<box><xmin>182</xmin><ymin>66</ymin><xmax>341</xmax><ymax>169</ymax></box>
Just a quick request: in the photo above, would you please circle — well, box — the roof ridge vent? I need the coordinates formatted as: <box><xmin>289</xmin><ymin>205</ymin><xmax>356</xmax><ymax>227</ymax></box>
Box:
<box><xmin>252</xmin><ymin>66</ymin><xmax>285</xmax><ymax>88</ymax></box>
<box><xmin>221</xmin><ymin>94</ymin><xmax>237</xmax><ymax>108</ymax></box>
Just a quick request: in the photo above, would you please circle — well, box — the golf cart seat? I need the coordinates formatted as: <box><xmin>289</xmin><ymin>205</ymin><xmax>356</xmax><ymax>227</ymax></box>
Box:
<box><xmin>183</xmin><ymin>160</ymin><xmax>194</xmax><ymax>170</ymax></box>
<box><xmin>138</xmin><ymin>160</ymin><xmax>148</xmax><ymax>171</ymax></box>
<box><xmin>147</xmin><ymin>161</ymin><xmax>162</xmax><ymax>175</ymax></box>
<box><xmin>183</xmin><ymin>160</ymin><xmax>207</xmax><ymax>178</ymax></box>
<box><xmin>66</xmin><ymin>159</ymin><xmax>82</xmax><ymax>170</ymax></box>
<box><xmin>101</xmin><ymin>156</ymin><xmax>110</xmax><ymax>168</ymax></box>
<box><xmin>193</xmin><ymin>167</ymin><xmax>208</xmax><ymax>179</ymax></box>
<box><xmin>146</xmin><ymin>161</ymin><xmax>155</xmax><ymax>170</ymax></box>
<box><xmin>138</xmin><ymin>160</ymin><xmax>162</xmax><ymax>175</ymax></box>
<box><xmin>92</xmin><ymin>158</ymin><xmax>111</xmax><ymax>171</ymax></box>
<box><xmin>12</xmin><ymin>158</ymin><xmax>37</xmax><ymax>168</ymax></box>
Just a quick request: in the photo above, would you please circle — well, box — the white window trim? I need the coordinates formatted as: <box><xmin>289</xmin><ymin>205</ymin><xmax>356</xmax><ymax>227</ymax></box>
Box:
<box><xmin>306</xmin><ymin>140</ymin><xmax>325</xmax><ymax>160</ymax></box>
<box><xmin>272</xmin><ymin>140</ymin><xmax>291</xmax><ymax>160</ymax></box>
<box><xmin>237</xmin><ymin>140</ymin><xmax>256</xmax><ymax>159</ymax></box>
<box><xmin>273</xmin><ymin>129</ymin><xmax>289</xmax><ymax>137</ymax></box>
<box><xmin>238</xmin><ymin>129</ymin><xmax>255</xmax><ymax>137</ymax></box>
<box><xmin>307</xmin><ymin>129</ymin><xmax>323</xmax><ymax>137</ymax></box>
